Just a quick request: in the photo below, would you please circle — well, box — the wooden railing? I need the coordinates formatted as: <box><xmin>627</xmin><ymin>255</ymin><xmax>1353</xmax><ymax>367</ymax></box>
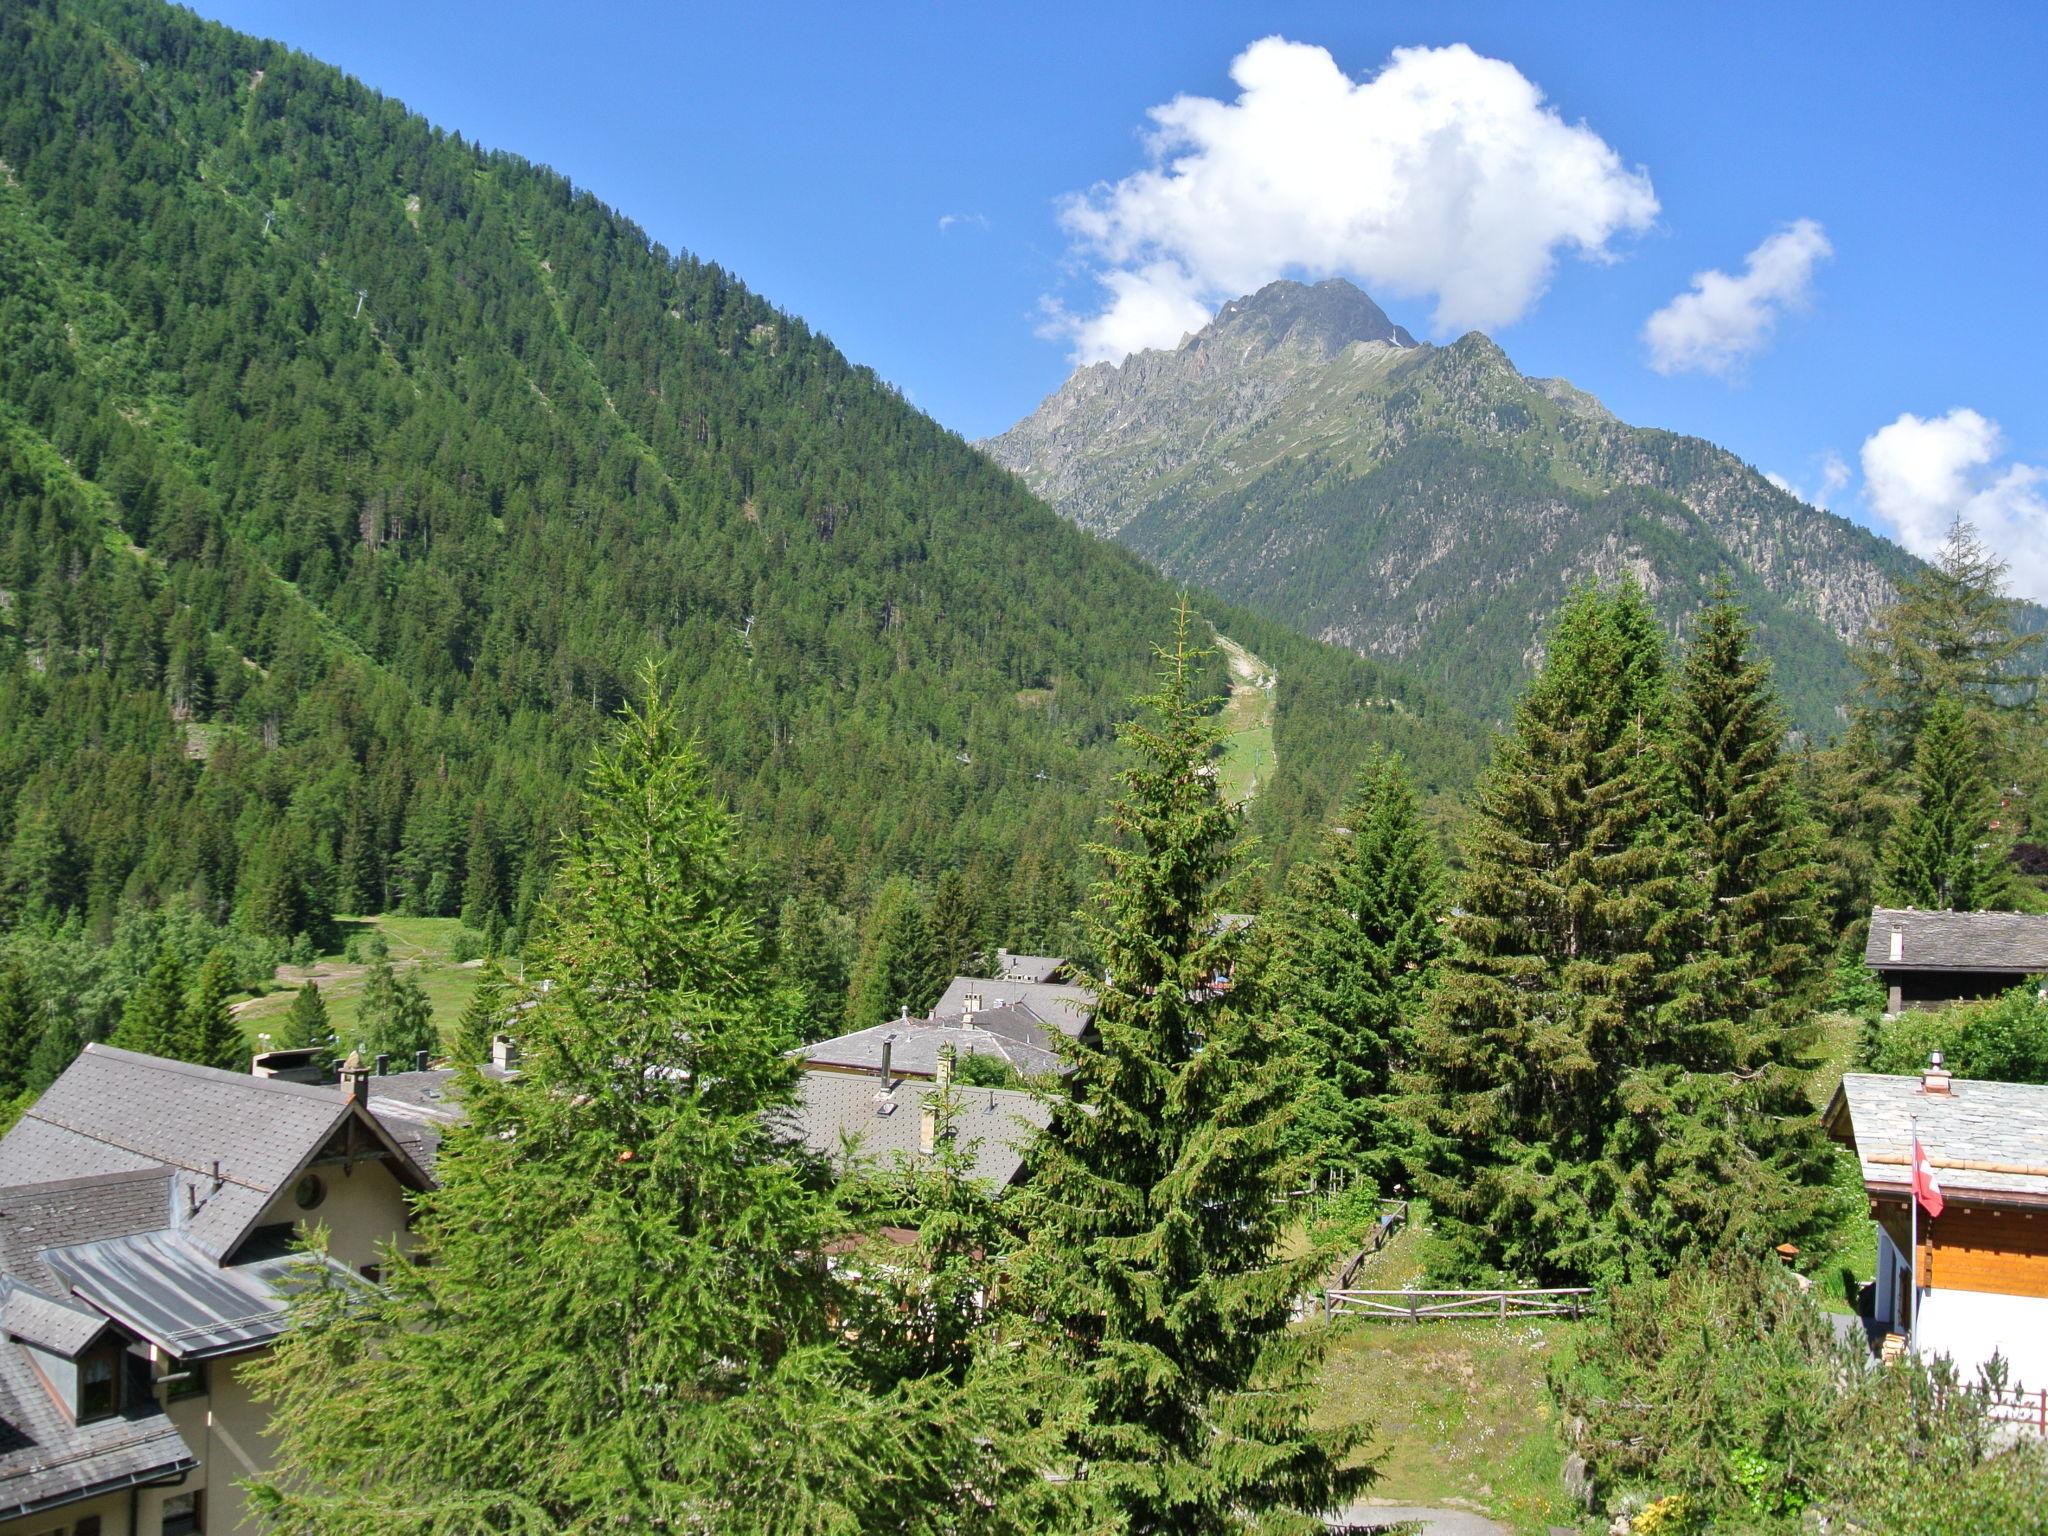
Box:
<box><xmin>1324</xmin><ymin>1287</ymin><xmax>1592</xmax><ymax>1322</ymax></box>
<box><xmin>1984</xmin><ymin>1385</ymin><xmax>2048</xmax><ymax>1436</ymax></box>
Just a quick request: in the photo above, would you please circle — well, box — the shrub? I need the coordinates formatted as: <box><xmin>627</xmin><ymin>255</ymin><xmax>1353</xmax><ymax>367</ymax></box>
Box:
<box><xmin>1861</xmin><ymin>980</ymin><xmax>2048</xmax><ymax>1083</ymax></box>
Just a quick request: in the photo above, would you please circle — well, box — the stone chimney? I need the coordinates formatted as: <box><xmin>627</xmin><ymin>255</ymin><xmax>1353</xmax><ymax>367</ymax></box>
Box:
<box><xmin>1922</xmin><ymin>1049</ymin><xmax>1952</xmax><ymax>1096</ymax></box>
<box><xmin>491</xmin><ymin>1034</ymin><xmax>521</xmax><ymax>1073</ymax></box>
<box><xmin>919</xmin><ymin>1097</ymin><xmax>939</xmax><ymax>1156</ymax></box>
<box><xmin>1890</xmin><ymin>923</ymin><xmax>1904</xmax><ymax>963</ymax></box>
<box><xmin>936</xmin><ymin>1042</ymin><xmax>956</xmax><ymax>1090</ymax></box>
<box><xmin>341</xmin><ymin>1049</ymin><xmax>371</xmax><ymax>1107</ymax></box>
<box><xmin>879</xmin><ymin>1034</ymin><xmax>896</xmax><ymax>1093</ymax></box>
<box><xmin>374</xmin><ymin>1052</ymin><xmax>390</xmax><ymax>1077</ymax></box>
<box><xmin>414</xmin><ymin>1049</ymin><xmax>430</xmax><ymax>1072</ymax></box>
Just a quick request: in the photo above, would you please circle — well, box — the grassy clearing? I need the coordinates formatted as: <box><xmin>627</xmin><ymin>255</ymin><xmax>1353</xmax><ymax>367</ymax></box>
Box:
<box><xmin>1212</xmin><ymin>632</ymin><xmax>1276</xmax><ymax>804</ymax></box>
<box><xmin>1311</xmin><ymin>1317</ymin><xmax>1578</xmax><ymax>1535</ymax></box>
<box><xmin>233</xmin><ymin>914</ymin><xmax>512</xmax><ymax>1058</ymax></box>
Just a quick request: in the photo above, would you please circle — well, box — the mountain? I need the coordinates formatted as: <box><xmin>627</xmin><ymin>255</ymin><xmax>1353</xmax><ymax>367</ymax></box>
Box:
<box><xmin>0</xmin><ymin>0</ymin><xmax>1481</xmax><ymax>955</ymax></box>
<box><xmin>987</xmin><ymin>277</ymin><xmax>1921</xmax><ymax>731</ymax></box>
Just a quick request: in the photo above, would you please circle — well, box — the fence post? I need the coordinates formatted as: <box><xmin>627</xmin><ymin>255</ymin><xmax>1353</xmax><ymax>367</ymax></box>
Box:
<box><xmin>1498</xmin><ymin>1292</ymin><xmax>1507</xmax><ymax>1321</ymax></box>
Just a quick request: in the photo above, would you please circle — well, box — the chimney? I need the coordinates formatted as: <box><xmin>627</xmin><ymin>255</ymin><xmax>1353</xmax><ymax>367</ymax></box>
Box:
<box><xmin>1890</xmin><ymin>924</ymin><xmax>1904</xmax><ymax>963</ymax></box>
<box><xmin>341</xmin><ymin>1050</ymin><xmax>371</xmax><ymax>1108</ymax></box>
<box><xmin>936</xmin><ymin>1042</ymin><xmax>956</xmax><ymax>1090</ymax></box>
<box><xmin>375</xmin><ymin>1052</ymin><xmax>390</xmax><ymax>1077</ymax></box>
<box><xmin>414</xmin><ymin>1049</ymin><xmax>430</xmax><ymax>1072</ymax></box>
<box><xmin>491</xmin><ymin>1034</ymin><xmax>520</xmax><ymax>1073</ymax></box>
<box><xmin>1922</xmin><ymin>1049</ymin><xmax>1952</xmax><ymax>1096</ymax></box>
<box><xmin>920</xmin><ymin>1097</ymin><xmax>939</xmax><ymax>1156</ymax></box>
<box><xmin>879</xmin><ymin>1034</ymin><xmax>896</xmax><ymax>1093</ymax></box>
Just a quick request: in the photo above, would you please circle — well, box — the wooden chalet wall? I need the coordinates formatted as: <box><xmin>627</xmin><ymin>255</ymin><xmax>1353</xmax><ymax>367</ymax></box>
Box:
<box><xmin>1874</xmin><ymin>1196</ymin><xmax>2048</xmax><ymax>1296</ymax></box>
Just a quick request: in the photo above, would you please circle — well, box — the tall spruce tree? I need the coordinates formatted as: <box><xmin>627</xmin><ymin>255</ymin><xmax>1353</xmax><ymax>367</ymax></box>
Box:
<box><xmin>248</xmin><ymin>666</ymin><xmax>985</xmax><ymax>1534</ymax></box>
<box><xmin>0</xmin><ymin>961</ymin><xmax>37</xmax><ymax>1103</ymax></box>
<box><xmin>988</xmin><ymin>603</ymin><xmax>1367</xmax><ymax>1535</ymax></box>
<box><xmin>1886</xmin><ymin>693</ymin><xmax>2015</xmax><ymax>911</ymax></box>
<box><xmin>844</xmin><ymin>875</ymin><xmax>935</xmax><ymax>1030</ymax></box>
<box><xmin>1412</xmin><ymin>588</ymin><xmax>1714</xmax><ymax>1281</ymax></box>
<box><xmin>1670</xmin><ymin>590</ymin><xmax>1831</xmax><ymax>1052</ymax></box>
<box><xmin>110</xmin><ymin>947</ymin><xmax>188</xmax><ymax>1057</ymax></box>
<box><xmin>450</xmin><ymin>959</ymin><xmax>509</xmax><ymax>1066</ymax></box>
<box><xmin>278</xmin><ymin>979</ymin><xmax>331</xmax><ymax>1053</ymax></box>
<box><xmin>179</xmin><ymin>947</ymin><xmax>246</xmax><ymax>1072</ymax></box>
<box><xmin>1268</xmin><ymin>748</ymin><xmax>1443</xmax><ymax>1184</ymax></box>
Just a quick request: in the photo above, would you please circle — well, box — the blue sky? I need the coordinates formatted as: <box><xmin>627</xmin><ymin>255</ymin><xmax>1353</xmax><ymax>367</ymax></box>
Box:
<box><xmin>189</xmin><ymin>1</ymin><xmax>2048</xmax><ymax>589</ymax></box>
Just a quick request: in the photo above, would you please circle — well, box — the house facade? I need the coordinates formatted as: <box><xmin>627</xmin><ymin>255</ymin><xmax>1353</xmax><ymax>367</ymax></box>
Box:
<box><xmin>0</xmin><ymin>1048</ymin><xmax>435</xmax><ymax>1536</ymax></box>
<box><xmin>1825</xmin><ymin>1062</ymin><xmax>2048</xmax><ymax>1389</ymax></box>
<box><xmin>1865</xmin><ymin>905</ymin><xmax>2048</xmax><ymax>1014</ymax></box>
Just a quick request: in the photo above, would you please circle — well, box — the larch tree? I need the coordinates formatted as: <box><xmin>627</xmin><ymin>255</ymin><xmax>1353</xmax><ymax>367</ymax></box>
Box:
<box><xmin>1886</xmin><ymin>693</ymin><xmax>2015</xmax><ymax>912</ymax></box>
<box><xmin>0</xmin><ymin>962</ymin><xmax>37</xmax><ymax>1103</ymax></box>
<box><xmin>1854</xmin><ymin>518</ymin><xmax>2041</xmax><ymax>761</ymax></box>
<box><xmin>1267</xmin><ymin>748</ymin><xmax>1443</xmax><ymax>1185</ymax></box>
<box><xmin>247</xmin><ymin>666</ymin><xmax>989</xmax><ymax>1536</ymax></box>
<box><xmin>988</xmin><ymin>603</ymin><xmax>1368</xmax><ymax>1536</ymax></box>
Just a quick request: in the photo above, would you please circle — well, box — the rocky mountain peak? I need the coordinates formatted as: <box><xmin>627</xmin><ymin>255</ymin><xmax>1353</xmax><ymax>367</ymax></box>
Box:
<box><xmin>1192</xmin><ymin>278</ymin><xmax>1418</xmax><ymax>360</ymax></box>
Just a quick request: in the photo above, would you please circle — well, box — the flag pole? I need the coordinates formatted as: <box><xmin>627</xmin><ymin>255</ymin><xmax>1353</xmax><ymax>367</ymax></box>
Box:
<box><xmin>1909</xmin><ymin>1112</ymin><xmax>1919</xmax><ymax>1357</ymax></box>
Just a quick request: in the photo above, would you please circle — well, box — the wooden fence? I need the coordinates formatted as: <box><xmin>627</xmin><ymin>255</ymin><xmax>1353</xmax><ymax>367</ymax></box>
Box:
<box><xmin>1323</xmin><ymin>1287</ymin><xmax>1592</xmax><ymax>1322</ymax></box>
<box><xmin>1983</xmin><ymin>1385</ymin><xmax>2048</xmax><ymax>1436</ymax></box>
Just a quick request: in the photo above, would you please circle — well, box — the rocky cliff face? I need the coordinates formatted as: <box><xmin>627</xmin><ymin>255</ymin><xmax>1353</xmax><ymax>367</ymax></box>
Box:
<box><xmin>985</xmin><ymin>278</ymin><xmax>1919</xmax><ymax>729</ymax></box>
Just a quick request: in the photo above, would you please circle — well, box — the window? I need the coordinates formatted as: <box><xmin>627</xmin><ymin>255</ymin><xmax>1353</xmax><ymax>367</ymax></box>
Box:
<box><xmin>164</xmin><ymin>1358</ymin><xmax>209</xmax><ymax>1401</ymax></box>
<box><xmin>293</xmin><ymin>1173</ymin><xmax>326</xmax><ymax>1210</ymax></box>
<box><xmin>76</xmin><ymin>1519</ymin><xmax>102</xmax><ymax>1536</ymax></box>
<box><xmin>77</xmin><ymin>1346</ymin><xmax>120</xmax><ymax>1422</ymax></box>
<box><xmin>160</xmin><ymin>1490</ymin><xmax>202</xmax><ymax>1535</ymax></box>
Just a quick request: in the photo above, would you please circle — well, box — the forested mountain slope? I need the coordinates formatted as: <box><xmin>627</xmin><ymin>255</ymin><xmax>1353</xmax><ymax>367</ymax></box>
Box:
<box><xmin>0</xmin><ymin>0</ymin><xmax>1479</xmax><ymax>949</ymax></box>
<box><xmin>987</xmin><ymin>278</ymin><xmax>1938</xmax><ymax>731</ymax></box>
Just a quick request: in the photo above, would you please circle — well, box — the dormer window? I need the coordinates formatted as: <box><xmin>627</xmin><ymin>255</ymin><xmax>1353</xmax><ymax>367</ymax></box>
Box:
<box><xmin>78</xmin><ymin>1342</ymin><xmax>120</xmax><ymax>1422</ymax></box>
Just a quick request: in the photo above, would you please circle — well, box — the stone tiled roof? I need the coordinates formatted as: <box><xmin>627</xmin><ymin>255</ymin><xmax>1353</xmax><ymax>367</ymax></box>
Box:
<box><xmin>1826</xmin><ymin>1072</ymin><xmax>2048</xmax><ymax>1204</ymax></box>
<box><xmin>0</xmin><ymin>1347</ymin><xmax>194</xmax><ymax>1521</ymax></box>
<box><xmin>797</xmin><ymin>1004</ymin><xmax>1068</xmax><ymax>1081</ymax></box>
<box><xmin>1865</xmin><ymin>906</ymin><xmax>2048</xmax><ymax>974</ymax></box>
<box><xmin>994</xmin><ymin>951</ymin><xmax>1067</xmax><ymax>983</ymax></box>
<box><xmin>0</xmin><ymin>1047</ymin><xmax>428</xmax><ymax>1262</ymax></box>
<box><xmin>783</xmin><ymin>1072</ymin><xmax>1051</xmax><ymax>1191</ymax></box>
<box><xmin>931</xmin><ymin>977</ymin><xmax>1096</xmax><ymax>1037</ymax></box>
<box><xmin>0</xmin><ymin>1286</ymin><xmax>111</xmax><ymax>1358</ymax></box>
<box><xmin>366</xmin><ymin>1066</ymin><xmax>513</xmax><ymax>1173</ymax></box>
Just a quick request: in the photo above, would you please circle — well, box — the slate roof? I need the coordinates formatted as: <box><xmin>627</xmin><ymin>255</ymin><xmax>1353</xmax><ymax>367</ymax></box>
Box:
<box><xmin>0</xmin><ymin>1046</ymin><xmax>444</xmax><ymax>1520</ymax></box>
<box><xmin>797</xmin><ymin>1004</ymin><xmax>1068</xmax><ymax>1081</ymax></box>
<box><xmin>1865</xmin><ymin>906</ymin><xmax>2048</xmax><ymax>974</ymax></box>
<box><xmin>0</xmin><ymin>1351</ymin><xmax>194</xmax><ymax>1521</ymax></box>
<box><xmin>994</xmin><ymin>951</ymin><xmax>1067</xmax><ymax>983</ymax></box>
<box><xmin>784</xmin><ymin>1072</ymin><xmax>1052</xmax><ymax>1191</ymax></box>
<box><xmin>0</xmin><ymin>1046</ymin><xmax>427</xmax><ymax>1262</ymax></box>
<box><xmin>931</xmin><ymin>977</ymin><xmax>1096</xmax><ymax>1037</ymax></box>
<box><xmin>366</xmin><ymin>1066</ymin><xmax>512</xmax><ymax>1173</ymax></box>
<box><xmin>1825</xmin><ymin>1072</ymin><xmax>2048</xmax><ymax>1205</ymax></box>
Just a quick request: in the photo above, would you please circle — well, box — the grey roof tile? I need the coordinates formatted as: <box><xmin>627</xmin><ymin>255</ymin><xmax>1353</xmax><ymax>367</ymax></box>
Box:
<box><xmin>798</xmin><ymin>1005</ymin><xmax>1068</xmax><ymax>1081</ymax></box>
<box><xmin>782</xmin><ymin>1072</ymin><xmax>1051</xmax><ymax>1191</ymax></box>
<box><xmin>0</xmin><ymin>1046</ymin><xmax>426</xmax><ymax>1261</ymax></box>
<box><xmin>931</xmin><ymin>977</ymin><xmax>1096</xmax><ymax>1036</ymax></box>
<box><xmin>0</xmin><ymin>1287</ymin><xmax>110</xmax><ymax>1358</ymax></box>
<box><xmin>1865</xmin><ymin>906</ymin><xmax>2048</xmax><ymax>973</ymax></box>
<box><xmin>1829</xmin><ymin>1072</ymin><xmax>2048</xmax><ymax>1203</ymax></box>
<box><xmin>994</xmin><ymin>951</ymin><xmax>1067</xmax><ymax>983</ymax></box>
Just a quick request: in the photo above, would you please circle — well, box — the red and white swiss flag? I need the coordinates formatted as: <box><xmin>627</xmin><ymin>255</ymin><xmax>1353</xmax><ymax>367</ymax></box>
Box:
<box><xmin>1912</xmin><ymin>1133</ymin><xmax>1945</xmax><ymax>1220</ymax></box>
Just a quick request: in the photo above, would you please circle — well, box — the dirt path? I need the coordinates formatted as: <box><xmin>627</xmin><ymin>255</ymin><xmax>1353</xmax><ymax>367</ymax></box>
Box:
<box><xmin>1211</xmin><ymin>631</ymin><xmax>1276</xmax><ymax>803</ymax></box>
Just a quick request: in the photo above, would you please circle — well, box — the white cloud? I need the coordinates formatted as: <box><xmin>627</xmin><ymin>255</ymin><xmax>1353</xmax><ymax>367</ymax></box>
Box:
<box><xmin>1861</xmin><ymin>408</ymin><xmax>2048</xmax><ymax>600</ymax></box>
<box><xmin>1643</xmin><ymin>220</ymin><xmax>1831</xmax><ymax>377</ymax></box>
<box><xmin>1765</xmin><ymin>449</ymin><xmax>1851</xmax><ymax>510</ymax></box>
<box><xmin>937</xmin><ymin>211</ymin><xmax>990</xmax><ymax>234</ymax></box>
<box><xmin>1047</xmin><ymin>37</ymin><xmax>1658</xmax><ymax>363</ymax></box>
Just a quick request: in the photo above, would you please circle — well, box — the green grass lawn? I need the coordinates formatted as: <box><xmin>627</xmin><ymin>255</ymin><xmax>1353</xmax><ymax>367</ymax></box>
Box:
<box><xmin>1212</xmin><ymin>632</ymin><xmax>1276</xmax><ymax>804</ymax></box>
<box><xmin>1312</xmin><ymin>1316</ymin><xmax>1580</xmax><ymax>1535</ymax></box>
<box><xmin>233</xmin><ymin>914</ymin><xmax>513</xmax><ymax>1060</ymax></box>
